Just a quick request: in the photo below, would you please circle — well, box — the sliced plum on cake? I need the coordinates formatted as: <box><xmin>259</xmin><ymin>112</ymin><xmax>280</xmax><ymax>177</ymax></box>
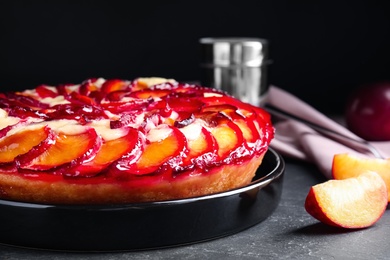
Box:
<box><xmin>199</xmin><ymin>95</ymin><xmax>273</xmax><ymax>154</ymax></box>
<box><xmin>178</xmin><ymin>123</ymin><xmax>218</xmax><ymax>168</ymax></box>
<box><xmin>101</xmin><ymin>79</ymin><xmax>130</xmax><ymax>94</ymax></box>
<box><xmin>67</xmin><ymin>126</ymin><xmax>141</xmax><ymax>177</ymax></box>
<box><xmin>0</xmin><ymin>125</ymin><xmax>51</xmax><ymax>165</ymax></box>
<box><xmin>15</xmin><ymin>124</ymin><xmax>102</xmax><ymax>173</ymax></box>
<box><xmin>196</xmin><ymin>106</ymin><xmax>245</xmax><ymax>161</ymax></box>
<box><xmin>113</xmin><ymin>124</ymin><xmax>188</xmax><ymax>175</ymax></box>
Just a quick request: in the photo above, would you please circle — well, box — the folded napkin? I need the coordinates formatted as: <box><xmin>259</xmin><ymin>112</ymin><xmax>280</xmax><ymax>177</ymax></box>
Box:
<box><xmin>265</xmin><ymin>86</ymin><xmax>390</xmax><ymax>179</ymax></box>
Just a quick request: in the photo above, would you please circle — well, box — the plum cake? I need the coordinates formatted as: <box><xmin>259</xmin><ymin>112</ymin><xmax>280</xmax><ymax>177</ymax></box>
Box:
<box><xmin>0</xmin><ymin>77</ymin><xmax>274</xmax><ymax>204</ymax></box>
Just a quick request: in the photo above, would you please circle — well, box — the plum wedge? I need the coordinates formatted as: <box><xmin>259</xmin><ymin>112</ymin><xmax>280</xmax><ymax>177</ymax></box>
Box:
<box><xmin>305</xmin><ymin>171</ymin><xmax>388</xmax><ymax>228</ymax></box>
<box><xmin>101</xmin><ymin>79</ymin><xmax>130</xmax><ymax>94</ymax></box>
<box><xmin>0</xmin><ymin>126</ymin><xmax>50</xmax><ymax>163</ymax></box>
<box><xmin>179</xmin><ymin>124</ymin><xmax>217</xmax><ymax>167</ymax></box>
<box><xmin>68</xmin><ymin>127</ymin><xmax>140</xmax><ymax>176</ymax></box>
<box><xmin>17</xmin><ymin>128</ymin><xmax>101</xmax><ymax>171</ymax></box>
<box><xmin>119</xmin><ymin>125</ymin><xmax>187</xmax><ymax>175</ymax></box>
<box><xmin>332</xmin><ymin>153</ymin><xmax>390</xmax><ymax>202</ymax></box>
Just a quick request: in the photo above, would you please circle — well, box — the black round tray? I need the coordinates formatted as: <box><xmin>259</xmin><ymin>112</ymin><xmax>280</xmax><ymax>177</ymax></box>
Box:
<box><xmin>0</xmin><ymin>148</ymin><xmax>284</xmax><ymax>252</ymax></box>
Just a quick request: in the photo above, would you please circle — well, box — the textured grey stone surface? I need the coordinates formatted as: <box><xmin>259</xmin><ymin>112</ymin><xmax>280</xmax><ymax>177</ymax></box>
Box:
<box><xmin>1</xmin><ymin>159</ymin><xmax>389</xmax><ymax>260</ymax></box>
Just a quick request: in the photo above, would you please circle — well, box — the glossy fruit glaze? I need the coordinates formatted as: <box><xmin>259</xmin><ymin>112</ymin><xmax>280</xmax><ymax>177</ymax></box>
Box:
<box><xmin>0</xmin><ymin>78</ymin><xmax>274</xmax><ymax>184</ymax></box>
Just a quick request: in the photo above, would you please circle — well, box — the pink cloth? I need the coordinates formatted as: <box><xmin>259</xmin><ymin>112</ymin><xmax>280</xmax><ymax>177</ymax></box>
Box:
<box><xmin>266</xmin><ymin>86</ymin><xmax>390</xmax><ymax>179</ymax></box>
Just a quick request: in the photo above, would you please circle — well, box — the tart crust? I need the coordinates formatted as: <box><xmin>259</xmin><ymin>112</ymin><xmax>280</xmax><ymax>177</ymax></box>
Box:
<box><xmin>0</xmin><ymin>154</ymin><xmax>265</xmax><ymax>204</ymax></box>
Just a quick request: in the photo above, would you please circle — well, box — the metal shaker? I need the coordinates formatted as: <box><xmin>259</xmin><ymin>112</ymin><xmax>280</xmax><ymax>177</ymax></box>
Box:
<box><xmin>199</xmin><ymin>37</ymin><xmax>270</xmax><ymax>106</ymax></box>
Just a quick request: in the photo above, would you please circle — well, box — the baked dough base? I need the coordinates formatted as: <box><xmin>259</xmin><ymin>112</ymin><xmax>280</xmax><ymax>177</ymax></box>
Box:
<box><xmin>0</xmin><ymin>152</ymin><xmax>266</xmax><ymax>205</ymax></box>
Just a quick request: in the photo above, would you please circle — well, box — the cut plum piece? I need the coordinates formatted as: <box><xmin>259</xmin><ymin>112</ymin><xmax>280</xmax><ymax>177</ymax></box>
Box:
<box><xmin>101</xmin><ymin>98</ymin><xmax>150</xmax><ymax>114</ymax></box>
<box><xmin>78</xmin><ymin>78</ymin><xmax>99</xmax><ymax>96</ymax></box>
<box><xmin>180</xmin><ymin>124</ymin><xmax>217</xmax><ymax>166</ymax></box>
<box><xmin>332</xmin><ymin>153</ymin><xmax>390</xmax><ymax>202</ymax></box>
<box><xmin>201</xmin><ymin>95</ymin><xmax>270</xmax><ymax>121</ymax></box>
<box><xmin>305</xmin><ymin>171</ymin><xmax>388</xmax><ymax>228</ymax></box>
<box><xmin>128</xmin><ymin>126</ymin><xmax>187</xmax><ymax>174</ymax></box>
<box><xmin>105</xmin><ymin>90</ymin><xmax>127</xmax><ymax>101</ymax></box>
<box><xmin>252</xmin><ymin>113</ymin><xmax>275</xmax><ymax>148</ymax></box>
<box><xmin>46</xmin><ymin>103</ymin><xmax>108</xmax><ymax>122</ymax></box>
<box><xmin>68</xmin><ymin>127</ymin><xmax>140</xmax><ymax>176</ymax></box>
<box><xmin>35</xmin><ymin>85</ymin><xmax>58</xmax><ymax>98</ymax></box>
<box><xmin>0</xmin><ymin>117</ymin><xmax>24</xmax><ymax>138</ymax></box>
<box><xmin>101</xmin><ymin>79</ymin><xmax>129</xmax><ymax>94</ymax></box>
<box><xmin>201</xmin><ymin>104</ymin><xmax>250</xmax><ymax>125</ymax></box>
<box><xmin>196</xmin><ymin>110</ymin><xmax>245</xmax><ymax>159</ymax></box>
<box><xmin>211</xmin><ymin>121</ymin><xmax>244</xmax><ymax>159</ymax></box>
<box><xmin>130</xmin><ymin>89</ymin><xmax>171</xmax><ymax>99</ymax></box>
<box><xmin>6</xmin><ymin>92</ymin><xmax>49</xmax><ymax>109</ymax></box>
<box><xmin>201</xmin><ymin>104</ymin><xmax>237</xmax><ymax>114</ymax></box>
<box><xmin>148</xmin><ymin>99</ymin><xmax>172</xmax><ymax>118</ymax></box>
<box><xmin>133</xmin><ymin>77</ymin><xmax>176</xmax><ymax>91</ymax></box>
<box><xmin>93</xmin><ymin>128</ymin><xmax>139</xmax><ymax>164</ymax></box>
<box><xmin>17</xmin><ymin>128</ymin><xmax>101</xmax><ymax>171</ymax></box>
<box><xmin>66</xmin><ymin>91</ymin><xmax>96</xmax><ymax>106</ymax></box>
<box><xmin>234</xmin><ymin>118</ymin><xmax>260</xmax><ymax>144</ymax></box>
<box><xmin>0</xmin><ymin>126</ymin><xmax>50</xmax><ymax>163</ymax></box>
<box><xmin>7</xmin><ymin>106</ymin><xmax>49</xmax><ymax>120</ymax></box>
<box><xmin>166</xmin><ymin>97</ymin><xmax>204</xmax><ymax>114</ymax></box>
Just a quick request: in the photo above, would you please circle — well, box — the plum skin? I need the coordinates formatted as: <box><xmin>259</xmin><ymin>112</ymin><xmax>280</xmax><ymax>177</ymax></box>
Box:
<box><xmin>345</xmin><ymin>82</ymin><xmax>390</xmax><ymax>141</ymax></box>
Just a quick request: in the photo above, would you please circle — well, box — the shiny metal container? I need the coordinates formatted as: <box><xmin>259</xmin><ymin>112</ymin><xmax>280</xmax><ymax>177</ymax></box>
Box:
<box><xmin>199</xmin><ymin>37</ymin><xmax>270</xmax><ymax>106</ymax></box>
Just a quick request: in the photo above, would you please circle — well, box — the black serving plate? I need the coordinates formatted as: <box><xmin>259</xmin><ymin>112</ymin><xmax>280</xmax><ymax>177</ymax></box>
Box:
<box><xmin>0</xmin><ymin>148</ymin><xmax>284</xmax><ymax>252</ymax></box>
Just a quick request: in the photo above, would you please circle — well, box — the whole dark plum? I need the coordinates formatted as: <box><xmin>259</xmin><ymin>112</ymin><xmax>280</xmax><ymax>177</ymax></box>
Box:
<box><xmin>345</xmin><ymin>82</ymin><xmax>390</xmax><ymax>141</ymax></box>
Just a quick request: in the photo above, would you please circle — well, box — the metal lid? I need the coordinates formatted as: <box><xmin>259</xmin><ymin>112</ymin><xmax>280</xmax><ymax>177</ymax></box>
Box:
<box><xmin>199</xmin><ymin>37</ymin><xmax>269</xmax><ymax>68</ymax></box>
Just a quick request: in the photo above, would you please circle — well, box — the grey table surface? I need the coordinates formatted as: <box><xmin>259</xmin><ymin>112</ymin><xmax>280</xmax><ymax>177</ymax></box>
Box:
<box><xmin>0</xmin><ymin>158</ymin><xmax>389</xmax><ymax>260</ymax></box>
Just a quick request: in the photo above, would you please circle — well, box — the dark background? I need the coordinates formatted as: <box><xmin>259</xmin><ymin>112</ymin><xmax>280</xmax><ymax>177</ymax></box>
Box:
<box><xmin>1</xmin><ymin>1</ymin><xmax>390</xmax><ymax>114</ymax></box>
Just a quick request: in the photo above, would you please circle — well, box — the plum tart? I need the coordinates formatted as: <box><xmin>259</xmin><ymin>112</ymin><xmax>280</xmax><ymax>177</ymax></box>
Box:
<box><xmin>0</xmin><ymin>77</ymin><xmax>274</xmax><ymax>204</ymax></box>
